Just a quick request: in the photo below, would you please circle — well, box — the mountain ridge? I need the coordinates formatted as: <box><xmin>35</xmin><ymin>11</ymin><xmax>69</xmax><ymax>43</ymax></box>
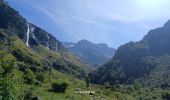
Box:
<box><xmin>89</xmin><ymin>19</ymin><xmax>170</xmax><ymax>87</ymax></box>
<box><xmin>63</xmin><ymin>39</ymin><xmax>116</xmax><ymax>65</ymax></box>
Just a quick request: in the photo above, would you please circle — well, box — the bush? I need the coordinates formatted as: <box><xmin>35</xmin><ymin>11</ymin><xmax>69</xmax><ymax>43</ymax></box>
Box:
<box><xmin>0</xmin><ymin>51</ymin><xmax>17</xmax><ymax>99</ymax></box>
<box><xmin>85</xmin><ymin>77</ymin><xmax>90</xmax><ymax>87</ymax></box>
<box><xmin>36</xmin><ymin>72</ymin><xmax>47</xmax><ymax>83</ymax></box>
<box><xmin>24</xmin><ymin>69</ymin><xmax>35</xmax><ymax>84</ymax></box>
<box><xmin>134</xmin><ymin>81</ymin><xmax>142</xmax><ymax>90</ymax></box>
<box><xmin>0</xmin><ymin>77</ymin><xmax>16</xmax><ymax>100</ymax></box>
<box><xmin>0</xmin><ymin>51</ymin><xmax>16</xmax><ymax>75</ymax></box>
<box><xmin>162</xmin><ymin>92</ymin><xmax>170</xmax><ymax>100</ymax></box>
<box><xmin>23</xmin><ymin>87</ymin><xmax>34</xmax><ymax>100</ymax></box>
<box><xmin>51</xmin><ymin>82</ymin><xmax>69</xmax><ymax>93</ymax></box>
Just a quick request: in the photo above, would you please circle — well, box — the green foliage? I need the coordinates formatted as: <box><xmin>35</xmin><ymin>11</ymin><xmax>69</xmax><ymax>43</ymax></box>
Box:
<box><xmin>0</xmin><ymin>51</ymin><xmax>16</xmax><ymax>75</ymax></box>
<box><xmin>85</xmin><ymin>77</ymin><xmax>90</xmax><ymax>87</ymax></box>
<box><xmin>0</xmin><ymin>51</ymin><xmax>17</xmax><ymax>100</ymax></box>
<box><xmin>24</xmin><ymin>69</ymin><xmax>35</xmax><ymax>84</ymax></box>
<box><xmin>36</xmin><ymin>72</ymin><xmax>47</xmax><ymax>83</ymax></box>
<box><xmin>111</xmin><ymin>84</ymin><xmax>122</xmax><ymax>92</ymax></box>
<box><xmin>162</xmin><ymin>92</ymin><xmax>170</xmax><ymax>100</ymax></box>
<box><xmin>21</xmin><ymin>87</ymin><xmax>34</xmax><ymax>100</ymax></box>
<box><xmin>0</xmin><ymin>77</ymin><xmax>16</xmax><ymax>100</ymax></box>
<box><xmin>51</xmin><ymin>82</ymin><xmax>69</xmax><ymax>93</ymax></box>
<box><xmin>134</xmin><ymin>81</ymin><xmax>142</xmax><ymax>90</ymax></box>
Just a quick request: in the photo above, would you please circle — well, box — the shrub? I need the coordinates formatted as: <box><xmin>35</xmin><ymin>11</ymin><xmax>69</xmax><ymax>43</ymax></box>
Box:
<box><xmin>134</xmin><ymin>81</ymin><xmax>142</xmax><ymax>90</ymax></box>
<box><xmin>0</xmin><ymin>51</ymin><xmax>16</xmax><ymax>75</ymax></box>
<box><xmin>24</xmin><ymin>69</ymin><xmax>35</xmax><ymax>84</ymax></box>
<box><xmin>0</xmin><ymin>51</ymin><xmax>16</xmax><ymax>99</ymax></box>
<box><xmin>23</xmin><ymin>87</ymin><xmax>34</xmax><ymax>100</ymax></box>
<box><xmin>0</xmin><ymin>77</ymin><xmax>16</xmax><ymax>100</ymax></box>
<box><xmin>162</xmin><ymin>92</ymin><xmax>170</xmax><ymax>100</ymax></box>
<box><xmin>51</xmin><ymin>82</ymin><xmax>69</xmax><ymax>93</ymax></box>
<box><xmin>36</xmin><ymin>72</ymin><xmax>47</xmax><ymax>83</ymax></box>
<box><xmin>85</xmin><ymin>77</ymin><xmax>90</xmax><ymax>87</ymax></box>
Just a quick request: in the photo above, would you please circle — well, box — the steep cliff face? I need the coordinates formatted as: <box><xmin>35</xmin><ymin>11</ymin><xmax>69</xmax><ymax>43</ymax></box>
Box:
<box><xmin>27</xmin><ymin>23</ymin><xmax>63</xmax><ymax>51</ymax></box>
<box><xmin>0</xmin><ymin>1</ymin><xmax>62</xmax><ymax>51</ymax></box>
<box><xmin>0</xmin><ymin>0</ymin><xmax>89</xmax><ymax>78</ymax></box>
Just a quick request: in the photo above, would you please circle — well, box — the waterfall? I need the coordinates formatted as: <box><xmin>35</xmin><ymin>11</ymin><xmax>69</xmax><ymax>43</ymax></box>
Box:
<box><xmin>56</xmin><ymin>42</ymin><xmax>58</xmax><ymax>51</ymax></box>
<box><xmin>32</xmin><ymin>32</ymin><xmax>36</xmax><ymax>39</ymax></box>
<box><xmin>31</xmin><ymin>26</ymin><xmax>35</xmax><ymax>33</ymax></box>
<box><xmin>31</xmin><ymin>26</ymin><xmax>36</xmax><ymax>39</ymax></box>
<box><xmin>46</xmin><ymin>33</ymin><xmax>49</xmax><ymax>49</ymax></box>
<box><xmin>26</xmin><ymin>23</ymin><xmax>30</xmax><ymax>47</ymax></box>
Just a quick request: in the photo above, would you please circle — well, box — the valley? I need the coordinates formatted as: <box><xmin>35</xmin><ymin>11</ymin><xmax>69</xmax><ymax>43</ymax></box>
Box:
<box><xmin>1</xmin><ymin>0</ymin><xmax>170</xmax><ymax>100</ymax></box>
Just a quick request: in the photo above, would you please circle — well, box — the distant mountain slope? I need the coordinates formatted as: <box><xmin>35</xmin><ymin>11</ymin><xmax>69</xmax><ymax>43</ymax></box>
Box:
<box><xmin>0</xmin><ymin>1</ymin><xmax>90</xmax><ymax>78</ymax></box>
<box><xmin>63</xmin><ymin>39</ymin><xmax>116</xmax><ymax>65</ymax></box>
<box><xmin>89</xmin><ymin>20</ymin><xmax>170</xmax><ymax>87</ymax></box>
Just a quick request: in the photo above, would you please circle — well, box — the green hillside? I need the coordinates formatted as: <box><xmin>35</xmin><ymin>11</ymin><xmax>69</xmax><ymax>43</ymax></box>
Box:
<box><xmin>0</xmin><ymin>29</ymin><xmax>134</xmax><ymax>100</ymax></box>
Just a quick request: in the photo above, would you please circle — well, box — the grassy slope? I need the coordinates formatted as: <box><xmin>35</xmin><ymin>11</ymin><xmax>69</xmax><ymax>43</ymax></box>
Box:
<box><xmin>0</xmin><ymin>30</ymin><xmax>134</xmax><ymax>100</ymax></box>
<box><xmin>13</xmin><ymin>68</ymin><xmax>134</xmax><ymax>100</ymax></box>
<box><xmin>10</xmin><ymin>32</ymin><xmax>89</xmax><ymax>77</ymax></box>
<box><xmin>33</xmin><ymin>71</ymin><xmax>134</xmax><ymax>100</ymax></box>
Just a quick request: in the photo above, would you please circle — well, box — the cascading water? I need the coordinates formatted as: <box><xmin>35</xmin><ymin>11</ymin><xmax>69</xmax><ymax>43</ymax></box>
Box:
<box><xmin>30</xmin><ymin>26</ymin><xmax>35</xmax><ymax>35</ymax></box>
<box><xmin>46</xmin><ymin>33</ymin><xmax>49</xmax><ymax>49</ymax></box>
<box><xmin>31</xmin><ymin>26</ymin><xmax>36</xmax><ymax>39</ymax></box>
<box><xmin>26</xmin><ymin>22</ymin><xmax>30</xmax><ymax>47</ymax></box>
<box><xmin>56</xmin><ymin>42</ymin><xmax>58</xmax><ymax>51</ymax></box>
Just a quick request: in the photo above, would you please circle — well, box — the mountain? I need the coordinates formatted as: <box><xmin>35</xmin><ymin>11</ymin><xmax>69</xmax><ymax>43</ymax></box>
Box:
<box><xmin>0</xmin><ymin>1</ymin><xmax>138</xmax><ymax>100</ymax></box>
<box><xmin>63</xmin><ymin>39</ymin><xmax>116</xmax><ymax>65</ymax></box>
<box><xmin>0</xmin><ymin>1</ymin><xmax>90</xmax><ymax>78</ymax></box>
<box><xmin>89</xmin><ymin>20</ymin><xmax>170</xmax><ymax>87</ymax></box>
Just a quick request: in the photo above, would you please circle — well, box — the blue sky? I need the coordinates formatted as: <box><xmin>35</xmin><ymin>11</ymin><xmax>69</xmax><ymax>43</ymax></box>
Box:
<box><xmin>6</xmin><ymin>0</ymin><xmax>170</xmax><ymax>48</ymax></box>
